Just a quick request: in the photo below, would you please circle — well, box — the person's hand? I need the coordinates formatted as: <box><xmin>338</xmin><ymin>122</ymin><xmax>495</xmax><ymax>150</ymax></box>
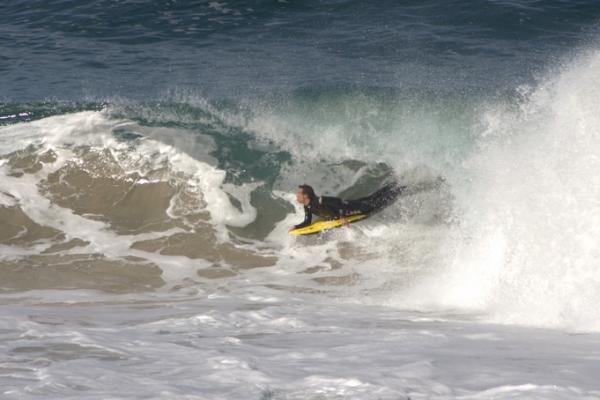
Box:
<box><xmin>340</xmin><ymin>217</ymin><xmax>349</xmax><ymax>227</ymax></box>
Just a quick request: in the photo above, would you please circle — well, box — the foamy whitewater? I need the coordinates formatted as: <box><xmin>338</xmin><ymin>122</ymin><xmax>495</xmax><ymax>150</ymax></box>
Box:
<box><xmin>3</xmin><ymin>1</ymin><xmax>600</xmax><ymax>398</ymax></box>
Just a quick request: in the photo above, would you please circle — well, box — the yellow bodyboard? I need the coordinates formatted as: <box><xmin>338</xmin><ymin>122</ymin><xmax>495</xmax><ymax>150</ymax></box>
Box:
<box><xmin>289</xmin><ymin>214</ymin><xmax>368</xmax><ymax>236</ymax></box>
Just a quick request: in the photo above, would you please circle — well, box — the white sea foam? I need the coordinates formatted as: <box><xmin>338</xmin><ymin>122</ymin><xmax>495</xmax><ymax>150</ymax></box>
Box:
<box><xmin>390</xmin><ymin>51</ymin><xmax>600</xmax><ymax>331</ymax></box>
<box><xmin>1</xmin><ymin>292</ymin><xmax>600</xmax><ymax>400</ymax></box>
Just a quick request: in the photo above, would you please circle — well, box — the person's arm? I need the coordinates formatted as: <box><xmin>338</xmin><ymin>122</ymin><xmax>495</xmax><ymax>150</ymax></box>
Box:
<box><xmin>338</xmin><ymin>208</ymin><xmax>349</xmax><ymax>226</ymax></box>
<box><xmin>336</xmin><ymin>200</ymin><xmax>351</xmax><ymax>226</ymax></box>
<box><xmin>290</xmin><ymin>206</ymin><xmax>312</xmax><ymax>230</ymax></box>
<box><xmin>321</xmin><ymin>197</ymin><xmax>350</xmax><ymax>226</ymax></box>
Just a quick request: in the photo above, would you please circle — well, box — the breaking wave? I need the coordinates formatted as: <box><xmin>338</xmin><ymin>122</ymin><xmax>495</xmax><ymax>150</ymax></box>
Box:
<box><xmin>2</xmin><ymin>50</ymin><xmax>600</xmax><ymax>332</ymax></box>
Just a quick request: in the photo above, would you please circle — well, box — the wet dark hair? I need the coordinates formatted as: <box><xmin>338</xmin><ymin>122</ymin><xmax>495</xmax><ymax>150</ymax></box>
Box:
<box><xmin>298</xmin><ymin>184</ymin><xmax>317</xmax><ymax>204</ymax></box>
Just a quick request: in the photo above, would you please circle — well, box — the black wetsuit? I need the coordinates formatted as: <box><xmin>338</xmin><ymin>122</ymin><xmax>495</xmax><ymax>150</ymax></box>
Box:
<box><xmin>294</xmin><ymin>184</ymin><xmax>405</xmax><ymax>229</ymax></box>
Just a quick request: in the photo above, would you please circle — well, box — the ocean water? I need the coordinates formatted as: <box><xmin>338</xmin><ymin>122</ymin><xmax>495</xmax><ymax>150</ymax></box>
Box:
<box><xmin>2</xmin><ymin>1</ymin><xmax>600</xmax><ymax>398</ymax></box>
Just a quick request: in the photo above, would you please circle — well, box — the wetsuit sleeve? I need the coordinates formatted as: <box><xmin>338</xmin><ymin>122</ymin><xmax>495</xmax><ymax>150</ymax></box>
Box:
<box><xmin>294</xmin><ymin>206</ymin><xmax>312</xmax><ymax>229</ymax></box>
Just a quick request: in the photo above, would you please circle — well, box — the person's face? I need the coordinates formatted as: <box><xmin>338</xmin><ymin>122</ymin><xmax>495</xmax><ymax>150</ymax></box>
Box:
<box><xmin>296</xmin><ymin>188</ymin><xmax>309</xmax><ymax>205</ymax></box>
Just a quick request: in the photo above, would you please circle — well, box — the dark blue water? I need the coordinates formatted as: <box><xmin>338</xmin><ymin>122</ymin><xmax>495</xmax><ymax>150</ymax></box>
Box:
<box><xmin>2</xmin><ymin>0</ymin><xmax>599</xmax><ymax>102</ymax></box>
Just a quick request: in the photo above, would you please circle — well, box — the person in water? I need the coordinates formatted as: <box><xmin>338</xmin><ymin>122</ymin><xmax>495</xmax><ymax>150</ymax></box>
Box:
<box><xmin>290</xmin><ymin>183</ymin><xmax>405</xmax><ymax>231</ymax></box>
